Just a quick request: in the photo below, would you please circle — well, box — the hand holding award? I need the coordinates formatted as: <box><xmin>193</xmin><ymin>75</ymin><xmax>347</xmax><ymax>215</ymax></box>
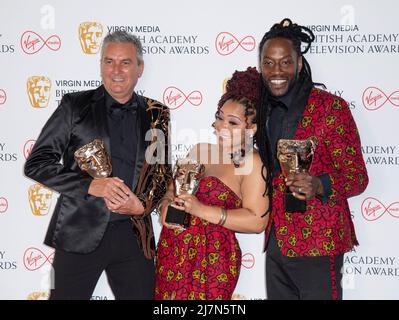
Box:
<box><xmin>165</xmin><ymin>158</ymin><xmax>205</xmax><ymax>228</ymax></box>
<box><xmin>277</xmin><ymin>139</ymin><xmax>315</xmax><ymax>213</ymax></box>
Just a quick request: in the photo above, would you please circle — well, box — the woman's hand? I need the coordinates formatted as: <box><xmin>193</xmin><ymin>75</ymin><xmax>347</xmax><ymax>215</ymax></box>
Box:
<box><xmin>171</xmin><ymin>193</ymin><xmax>203</xmax><ymax>218</ymax></box>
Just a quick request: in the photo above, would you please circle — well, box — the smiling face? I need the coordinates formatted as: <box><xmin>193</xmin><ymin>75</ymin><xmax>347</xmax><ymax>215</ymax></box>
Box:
<box><xmin>100</xmin><ymin>42</ymin><xmax>144</xmax><ymax>104</ymax></box>
<box><xmin>260</xmin><ymin>37</ymin><xmax>303</xmax><ymax>97</ymax></box>
<box><xmin>213</xmin><ymin>99</ymin><xmax>256</xmax><ymax>151</ymax></box>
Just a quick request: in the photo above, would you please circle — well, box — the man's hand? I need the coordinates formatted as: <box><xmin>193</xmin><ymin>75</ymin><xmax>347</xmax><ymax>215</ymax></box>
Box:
<box><xmin>104</xmin><ymin>193</ymin><xmax>145</xmax><ymax>216</ymax></box>
<box><xmin>286</xmin><ymin>171</ymin><xmax>323</xmax><ymax>200</ymax></box>
<box><xmin>88</xmin><ymin>177</ymin><xmax>131</xmax><ymax>202</ymax></box>
<box><xmin>88</xmin><ymin>177</ymin><xmax>144</xmax><ymax>215</ymax></box>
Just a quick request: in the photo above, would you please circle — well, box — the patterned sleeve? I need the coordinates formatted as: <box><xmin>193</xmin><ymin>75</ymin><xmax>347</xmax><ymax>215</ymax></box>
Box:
<box><xmin>322</xmin><ymin>96</ymin><xmax>369</xmax><ymax>201</ymax></box>
<box><xmin>135</xmin><ymin>99</ymin><xmax>173</xmax><ymax>216</ymax></box>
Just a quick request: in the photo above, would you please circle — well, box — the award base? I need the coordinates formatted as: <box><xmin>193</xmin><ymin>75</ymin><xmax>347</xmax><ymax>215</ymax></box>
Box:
<box><xmin>165</xmin><ymin>205</ymin><xmax>190</xmax><ymax>228</ymax></box>
<box><xmin>285</xmin><ymin>192</ymin><xmax>306</xmax><ymax>213</ymax></box>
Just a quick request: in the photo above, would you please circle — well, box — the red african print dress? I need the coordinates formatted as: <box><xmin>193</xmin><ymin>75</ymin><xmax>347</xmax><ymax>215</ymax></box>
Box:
<box><xmin>155</xmin><ymin>176</ymin><xmax>242</xmax><ymax>300</ymax></box>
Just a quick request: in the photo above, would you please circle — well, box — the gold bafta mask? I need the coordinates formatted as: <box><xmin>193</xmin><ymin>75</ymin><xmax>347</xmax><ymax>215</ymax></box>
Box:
<box><xmin>165</xmin><ymin>158</ymin><xmax>205</xmax><ymax>228</ymax></box>
<box><xmin>27</xmin><ymin>76</ymin><xmax>51</xmax><ymax>108</ymax></box>
<box><xmin>78</xmin><ymin>22</ymin><xmax>103</xmax><ymax>54</ymax></box>
<box><xmin>173</xmin><ymin>158</ymin><xmax>205</xmax><ymax>196</ymax></box>
<box><xmin>277</xmin><ymin>139</ymin><xmax>316</xmax><ymax>177</ymax></box>
<box><xmin>28</xmin><ymin>184</ymin><xmax>53</xmax><ymax>216</ymax></box>
<box><xmin>277</xmin><ymin>138</ymin><xmax>316</xmax><ymax>213</ymax></box>
<box><xmin>74</xmin><ymin>139</ymin><xmax>112</xmax><ymax>179</ymax></box>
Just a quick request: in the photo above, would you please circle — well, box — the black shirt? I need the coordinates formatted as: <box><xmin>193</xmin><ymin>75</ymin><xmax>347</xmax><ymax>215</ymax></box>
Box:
<box><xmin>105</xmin><ymin>91</ymin><xmax>138</xmax><ymax>221</ymax></box>
<box><xmin>266</xmin><ymin>83</ymin><xmax>332</xmax><ymax>201</ymax></box>
<box><xmin>267</xmin><ymin>88</ymin><xmax>295</xmax><ymax>178</ymax></box>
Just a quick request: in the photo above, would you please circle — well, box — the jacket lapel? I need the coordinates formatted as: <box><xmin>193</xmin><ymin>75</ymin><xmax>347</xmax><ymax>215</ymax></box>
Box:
<box><xmin>89</xmin><ymin>88</ymin><xmax>150</xmax><ymax>191</ymax></box>
<box><xmin>280</xmin><ymin>81</ymin><xmax>313</xmax><ymax>140</ymax></box>
<box><xmin>91</xmin><ymin>86</ymin><xmax>112</xmax><ymax>158</ymax></box>
<box><xmin>132</xmin><ymin>95</ymin><xmax>150</xmax><ymax>190</ymax></box>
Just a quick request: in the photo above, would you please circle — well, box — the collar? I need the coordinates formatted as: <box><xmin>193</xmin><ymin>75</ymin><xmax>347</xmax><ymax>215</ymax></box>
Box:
<box><xmin>105</xmin><ymin>91</ymin><xmax>138</xmax><ymax>115</ymax></box>
<box><xmin>268</xmin><ymin>79</ymin><xmax>302</xmax><ymax>112</ymax></box>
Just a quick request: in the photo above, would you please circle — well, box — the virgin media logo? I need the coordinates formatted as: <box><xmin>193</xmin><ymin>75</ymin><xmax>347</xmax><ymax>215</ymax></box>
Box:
<box><xmin>162</xmin><ymin>86</ymin><xmax>203</xmax><ymax>110</ymax></box>
<box><xmin>361</xmin><ymin>197</ymin><xmax>399</xmax><ymax>221</ymax></box>
<box><xmin>20</xmin><ymin>31</ymin><xmax>61</xmax><ymax>54</ymax></box>
<box><xmin>362</xmin><ymin>87</ymin><xmax>399</xmax><ymax>111</ymax></box>
<box><xmin>241</xmin><ymin>252</ymin><xmax>255</xmax><ymax>269</ymax></box>
<box><xmin>0</xmin><ymin>89</ymin><xmax>6</xmax><ymax>105</ymax></box>
<box><xmin>23</xmin><ymin>247</ymin><xmax>54</xmax><ymax>271</ymax></box>
<box><xmin>215</xmin><ymin>32</ymin><xmax>255</xmax><ymax>56</ymax></box>
<box><xmin>23</xmin><ymin>140</ymin><xmax>36</xmax><ymax>160</ymax></box>
<box><xmin>0</xmin><ymin>197</ymin><xmax>8</xmax><ymax>213</ymax></box>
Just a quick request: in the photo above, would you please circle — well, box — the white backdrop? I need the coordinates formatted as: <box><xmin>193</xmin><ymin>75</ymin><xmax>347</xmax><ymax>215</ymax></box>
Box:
<box><xmin>0</xmin><ymin>0</ymin><xmax>398</xmax><ymax>300</ymax></box>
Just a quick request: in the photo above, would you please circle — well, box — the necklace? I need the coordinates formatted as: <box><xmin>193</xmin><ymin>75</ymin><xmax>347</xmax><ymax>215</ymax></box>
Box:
<box><xmin>229</xmin><ymin>148</ymin><xmax>246</xmax><ymax>168</ymax></box>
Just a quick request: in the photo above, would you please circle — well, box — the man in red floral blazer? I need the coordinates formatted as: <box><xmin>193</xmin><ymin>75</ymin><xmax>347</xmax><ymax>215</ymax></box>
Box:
<box><xmin>255</xmin><ymin>19</ymin><xmax>369</xmax><ymax>300</ymax></box>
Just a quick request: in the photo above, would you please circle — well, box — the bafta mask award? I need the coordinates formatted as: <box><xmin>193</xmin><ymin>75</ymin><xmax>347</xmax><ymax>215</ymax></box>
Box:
<box><xmin>165</xmin><ymin>158</ymin><xmax>205</xmax><ymax>228</ymax></box>
<box><xmin>277</xmin><ymin>139</ymin><xmax>315</xmax><ymax>213</ymax></box>
<box><xmin>74</xmin><ymin>139</ymin><xmax>112</xmax><ymax>178</ymax></box>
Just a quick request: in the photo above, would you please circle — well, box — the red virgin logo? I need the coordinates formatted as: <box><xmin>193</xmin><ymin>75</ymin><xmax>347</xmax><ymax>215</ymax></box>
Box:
<box><xmin>0</xmin><ymin>197</ymin><xmax>8</xmax><ymax>213</ymax></box>
<box><xmin>0</xmin><ymin>89</ymin><xmax>6</xmax><ymax>105</ymax></box>
<box><xmin>23</xmin><ymin>247</ymin><xmax>54</xmax><ymax>271</ymax></box>
<box><xmin>23</xmin><ymin>140</ymin><xmax>36</xmax><ymax>159</ymax></box>
<box><xmin>215</xmin><ymin>32</ymin><xmax>256</xmax><ymax>56</ymax></box>
<box><xmin>362</xmin><ymin>87</ymin><xmax>399</xmax><ymax>111</ymax></box>
<box><xmin>20</xmin><ymin>31</ymin><xmax>61</xmax><ymax>54</ymax></box>
<box><xmin>241</xmin><ymin>252</ymin><xmax>255</xmax><ymax>269</ymax></box>
<box><xmin>361</xmin><ymin>197</ymin><xmax>399</xmax><ymax>221</ymax></box>
<box><xmin>162</xmin><ymin>86</ymin><xmax>203</xmax><ymax>110</ymax></box>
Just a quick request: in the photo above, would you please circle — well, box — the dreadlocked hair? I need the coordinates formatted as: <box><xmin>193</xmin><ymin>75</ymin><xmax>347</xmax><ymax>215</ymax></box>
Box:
<box><xmin>258</xmin><ymin>18</ymin><xmax>317</xmax><ymax>85</ymax></box>
<box><xmin>256</xmin><ymin>83</ymin><xmax>274</xmax><ymax>202</ymax></box>
<box><xmin>256</xmin><ymin>18</ymin><xmax>321</xmax><ymax>205</ymax></box>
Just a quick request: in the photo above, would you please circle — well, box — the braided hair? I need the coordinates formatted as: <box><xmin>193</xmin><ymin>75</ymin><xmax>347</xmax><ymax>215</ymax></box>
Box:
<box><xmin>216</xmin><ymin>66</ymin><xmax>260</xmax><ymax>125</ymax></box>
<box><xmin>258</xmin><ymin>18</ymin><xmax>319</xmax><ymax>89</ymax></box>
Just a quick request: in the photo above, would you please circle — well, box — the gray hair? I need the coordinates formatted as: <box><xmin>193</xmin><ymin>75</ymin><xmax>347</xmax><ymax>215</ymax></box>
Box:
<box><xmin>101</xmin><ymin>30</ymin><xmax>144</xmax><ymax>65</ymax></box>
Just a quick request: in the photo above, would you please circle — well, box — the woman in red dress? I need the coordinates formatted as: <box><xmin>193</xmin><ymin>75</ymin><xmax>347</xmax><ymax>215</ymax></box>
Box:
<box><xmin>155</xmin><ymin>67</ymin><xmax>272</xmax><ymax>300</ymax></box>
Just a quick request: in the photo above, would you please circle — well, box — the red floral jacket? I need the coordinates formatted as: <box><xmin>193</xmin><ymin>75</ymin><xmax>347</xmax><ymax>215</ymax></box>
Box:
<box><xmin>265</xmin><ymin>88</ymin><xmax>369</xmax><ymax>257</ymax></box>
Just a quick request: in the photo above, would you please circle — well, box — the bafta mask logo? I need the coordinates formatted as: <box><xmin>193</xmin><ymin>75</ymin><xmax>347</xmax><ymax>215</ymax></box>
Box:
<box><xmin>27</xmin><ymin>76</ymin><xmax>51</xmax><ymax>108</ymax></box>
<box><xmin>232</xmin><ymin>293</ymin><xmax>247</xmax><ymax>300</ymax></box>
<box><xmin>28</xmin><ymin>184</ymin><xmax>53</xmax><ymax>216</ymax></box>
<box><xmin>79</xmin><ymin>22</ymin><xmax>103</xmax><ymax>54</ymax></box>
<box><xmin>27</xmin><ymin>292</ymin><xmax>50</xmax><ymax>300</ymax></box>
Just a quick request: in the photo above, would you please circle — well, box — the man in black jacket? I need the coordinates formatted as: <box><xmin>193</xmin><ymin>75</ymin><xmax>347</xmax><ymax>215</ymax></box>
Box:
<box><xmin>24</xmin><ymin>30</ymin><xmax>172</xmax><ymax>300</ymax></box>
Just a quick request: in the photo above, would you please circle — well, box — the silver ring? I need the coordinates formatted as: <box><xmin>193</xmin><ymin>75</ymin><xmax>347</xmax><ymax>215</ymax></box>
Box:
<box><xmin>298</xmin><ymin>187</ymin><xmax>302</xmax><ymax>193</ymax></box>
